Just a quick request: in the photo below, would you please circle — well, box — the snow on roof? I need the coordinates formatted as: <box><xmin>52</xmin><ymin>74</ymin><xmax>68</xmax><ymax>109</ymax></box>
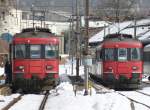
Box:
<box><xmin>89</xmin><ymin>21</ymin><xmax>133</xmax><ymax>43</ymax></box>
<box><xmin>144</xmin><ymin>43</ymin><xmax>150</xmax><ymax>51</ymax></box>
<box><xmin>139</xmin><ymin>31</ymin><xmax>150</xmax><ymax>40</ymax></box>
<box><xmin>89</xmin><ymin>21</ymin><xmax>109</xmax><ymax>28</ymax></box>
<box><xmin>89</xmin><ymin>19</ymin><xmax>150</xmax><ymax>43</ymax></box>
<box><xmin>135</xmin><ymin>19</ymin><xmax>150</xmax><ymax>26</ymax></box>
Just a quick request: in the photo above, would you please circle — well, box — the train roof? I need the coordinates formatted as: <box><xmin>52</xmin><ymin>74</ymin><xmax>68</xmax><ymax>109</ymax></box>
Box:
<box><xmin>102</xmin><ymin>39</ymin><xmax>142</xmax><ymax>48</ymax></box>
<box><xmin>103</xmin><ymin>34</ymin><xmax>141</xmax><ymax>43</ymax></box>
<box><xmin>104</xmin><ymin>33</ymin><xmax>133</xmax><ymax>40</ymax></box>
<box><xmin>21</xmin><ymin>28</ymin><xmax>52</xmax><ymax>33</ymax></box>
<box><xmin>96</xmin><ymin>34</ymin><xmax>143</xmax><ymax>48</ymax></box>
<box><xmin>14</xmin><ymin>28</ymin><xmax>57</xmax><ymax>38</ymax></box>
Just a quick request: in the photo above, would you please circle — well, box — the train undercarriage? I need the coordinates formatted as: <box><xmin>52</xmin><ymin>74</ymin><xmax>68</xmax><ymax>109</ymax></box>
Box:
<box><xmin>12</xmin><ymin>76</ymin><xmax>60</xmax><ymax>93</ymax></box>
<box><xmin>89</xmin><ymin>73</ymin><xmax>141</xmax><ymax>89</ymax></box>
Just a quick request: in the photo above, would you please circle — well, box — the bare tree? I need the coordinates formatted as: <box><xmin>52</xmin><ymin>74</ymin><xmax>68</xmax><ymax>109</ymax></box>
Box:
<box><xmin>94</xmin><ymin>0</ymin><xmax>137</xmax><ymax>22</ymax></box>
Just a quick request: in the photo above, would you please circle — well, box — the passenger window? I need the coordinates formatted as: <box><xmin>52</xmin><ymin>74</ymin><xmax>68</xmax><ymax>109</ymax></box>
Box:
<box><xmin>15</xmin><ymin>45</ymin><xmax>26</xmax><ymax>58</ymax></box>
<box><xmin>118</xmin><ymin>48</ymin><xmax>127</xmax><ymax>61</ymax></box>
<box><xmin>131</xmin><ymin>48</ymin><xmax>141</xmax><ymax>60</ymax></box>
<box><xmin>30</xmin><ymin>45</ymin><xmax>41</xmax><ymax>58</ymax></box>
<box><xmin>45</xmin><ymin>45</ymin><xmax>58</xmax><ymax>58</ymax></box>
<box><xmin>105</xmin><ymin>48</ymin><xmax>114</xmax><ymax>61</ymax></box>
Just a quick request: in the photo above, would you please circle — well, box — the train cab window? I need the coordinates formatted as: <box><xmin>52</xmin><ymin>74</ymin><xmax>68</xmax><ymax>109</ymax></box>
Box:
<box><xmin>118</xmin><ymin>48</ymin><xmax>127</xmax><ymax>61</ymax></box>
<box><xmin>45</xmin><ymin>45</ymin><xmax>58</xmax><ymax>58</ymax></box>
<box><xmin>30</xmin><ymin>45</ymin><xmax>41</xmax><ymax>58</ymax></box>
<box><xmin>15</xmin><ymin>44</ymin><xmax>26</xmax><ymax>58</ymax></box>
<box><xmin>131</xmin><ymin>48</ymin><xmax>141</xmax><ymax>60</ymax></box>
<box><xmin>105</xmin><ymin>48</ymin><xmax>114</xmax><ymax>61</ymax></box>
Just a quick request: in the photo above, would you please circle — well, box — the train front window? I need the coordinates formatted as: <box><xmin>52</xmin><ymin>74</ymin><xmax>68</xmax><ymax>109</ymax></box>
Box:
<box><xmin>30</xmin><ymin>45</ymin><xmax>41</xmax><ymax>58</ymax></box>
<box><xmin>131</xmin><ymin>48</ymin><xmax>141</xmax><ymax>60</ymax></box>
<box><xmin>105</xmin><ymin>48</ymin><xmax>114</xmax><ymax>61</ymax></box>
<box><xmin>45</xmin><ymin>45</ymin><xmax>58</xmax><ymax>58</ymax></box>
<box><xmin>118</xmin><ymin>48</ymin><xmax>127</xmax><ymax>61</ymax></box>
<box><xmin>15</xmin><ymin>44</ymin><xmax>26</xmax><ymax>58</ymax></box>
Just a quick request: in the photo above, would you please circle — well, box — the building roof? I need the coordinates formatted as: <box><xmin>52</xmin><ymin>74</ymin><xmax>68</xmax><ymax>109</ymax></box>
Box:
<box><xmin>89</xmin><ymin>19</ymin><xmax>150</xmax><ymax>43</ymax></box>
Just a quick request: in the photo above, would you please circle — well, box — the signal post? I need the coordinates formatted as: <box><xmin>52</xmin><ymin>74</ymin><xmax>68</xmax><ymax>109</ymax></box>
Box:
<box><xmin>83</xmin><ymin>0</ymin><xmax>89</xmax><ymax>96</ymax></box>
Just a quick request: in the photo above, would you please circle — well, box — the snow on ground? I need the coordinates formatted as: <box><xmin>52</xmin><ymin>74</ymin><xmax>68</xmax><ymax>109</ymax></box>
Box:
<box><xmin>0</xmin><ymin>94</ymin><xmax>20</xmax><ymax>110</ymax></box>
<box><xmin>10</xmin><ymin>94</ymin><xmax>44</xmax><ymax>110</ymax></box>
<box><xmin>139</xmin><ymin>87</ymin><xmax>150</xmax><ymax>96</ymax></box>
<box><xmin>0</xmin><ymin>67</ymin><xmax>4</xmax><ymax>76</ymax></box>
<box><xmin>119</xmin><ymin>91</ymin><xmax>150</xmax><ymax>107</ymax></box>
<box><xmin>142</xmin><ymin>74</ymin><xmax>150</xmax><ymax>82</ymax></box>
<box><xmin>0</xmin><ymin>60</ymin><xmax>150</xmax><ymax>110</ymax></box>
<box><xmin>45</xmin><ymin>86</ymin><xmax>131</xmax><ymax>110</ymax></box>
<box><xmin>0</xmin><ymin>67</ymin><xmax>5</xmax><ymax>85</ymax></box>
<box><xmin>44</xmin><ymin>63</ymin><xmax>150</xmax><ymax>110</ymax></box>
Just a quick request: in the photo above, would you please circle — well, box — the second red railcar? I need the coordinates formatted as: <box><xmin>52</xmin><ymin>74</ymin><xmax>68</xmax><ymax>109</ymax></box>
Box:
<box><xmin>92</xmin><ymin>34</ymin><xmax>143</xmax><ymax>88</ymax></box>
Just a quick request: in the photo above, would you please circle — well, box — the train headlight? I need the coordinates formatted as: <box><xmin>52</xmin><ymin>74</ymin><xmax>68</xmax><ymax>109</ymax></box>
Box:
<box><xmin>132</xmin><ymin>66</ymin><xmax>138</xmax><ymax>70</ymax></box>
<box><xmin>46</xmin><ymin>65</ymin><xmax>53</xmax><ymax>70</ymax></box>
<box><xmin>16</xmin><ymin>66</ymin><xmax>24</xmax><ymax>72</ymax></box>
<box><xmin>108</xmin><ymin>67</ymin><xmax>112</xmax><ymax>69</ymax></box>
<box><xmin>18</xmin><ymin>66</ymin><xmax>24</xmax><ymax>69</ymax></box>
<box><xmin>107</xmin><ymin>66</ymin><xmax>113</xmax><ymax>73</ymax></box>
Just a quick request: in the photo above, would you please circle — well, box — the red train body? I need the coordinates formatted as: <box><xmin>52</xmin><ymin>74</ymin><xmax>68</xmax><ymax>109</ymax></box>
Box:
<box><xmin>92</xmin><ymin>34</ymin><xmax>143</xmax><ymax>88</ymax></box>
<box><xmin>11</xmin><ymin>28</ymin><xmax>60</xmax><ymax>91</ymax></box>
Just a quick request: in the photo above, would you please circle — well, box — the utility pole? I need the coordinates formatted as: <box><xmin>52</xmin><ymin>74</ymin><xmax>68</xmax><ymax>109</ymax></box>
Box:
<box><xmin>76</xmin><ymin>0</ymin><xmax>80</xmax><ymax>77</ymax></box>
<box><xmin>15</xmin><ymin>0</ymin><xmax>18</xmax><ymax>25</ymax></box>
<box><xmin>134</xmin><ymin>5</ymin><xmax>137</xmax><ymax>38</ymax></box>
<box><xmin>40</xmin><ymin>10</ymin><xmax>46</xmax><ymax>28</ymax></box>
<box><xmin>134</xmin><ymin>18</ymin><xmax>137</xmax><ymax>38</ymax></box>
<box><xmin>71</xmin><ymin>0</ymin><xmax>75</xmax><ymax>75</ymax></box>
<box><xmin>31</xmin><ymin>4</ymin><xmax>35</xmax><ymax>28</ymax></box>
<box><xmin>116</xmin><ymin>0</ymin><xmax>120</xmax><ymax>33</ymax></box>
<box><xmin>84</xmin><ymin>0</ymin><xmax>89</xmax><ymax>96</ymax></box>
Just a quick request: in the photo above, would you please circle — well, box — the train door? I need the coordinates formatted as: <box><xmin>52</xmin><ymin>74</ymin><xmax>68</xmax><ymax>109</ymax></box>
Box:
<box><xmin>29</xmin><ymin>44</ymin><xmax>45</xmax><ymax>78</ymax></box>
<box><xmin>103</xmin><ymin>48</ymin><xmax>117</xmax><ymax>80</ymax></box>
<box><xmin>117</xmin><ymin>48</ymin><xmax>130</xmax><ymax>76</ymax></box>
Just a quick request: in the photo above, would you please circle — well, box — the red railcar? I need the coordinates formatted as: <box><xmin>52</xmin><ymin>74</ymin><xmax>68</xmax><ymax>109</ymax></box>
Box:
<box><xmin>11</xmin><ymin>28</ymin><xmax>59</xmax><ymax>91</ymax></box>
<box><xmin>92</xmin><ymin>34</ymin><xmax>143</xmax><ymax>89</ymax></box>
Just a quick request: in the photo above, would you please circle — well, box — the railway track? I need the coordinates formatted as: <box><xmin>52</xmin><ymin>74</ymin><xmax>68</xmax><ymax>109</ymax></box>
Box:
<box><xmin>117</xmin><ymin>91</ymin><xmax>150</xmax><ymax>109</ymax></box>
<box><xmin>90</xmin><ymin>79</ymin><xmax>150</xmax><ymax>110</ymax></box>
<box><xmin>135</xmin><ymin>90</ymin><xmax>150</xmax><ymax>97</ymax></box>
<box><xmin>90</xmin><ymin>80</ymin><xmax>114</xmax><ymax>94</ymax></box>
<box><xmin>39</xmin><ymin>91</ymin><xmax>49</xmax><ymax>110</ymax></box>
<box><xmin>1</xmin><ymin>90</ymin><xmax>50</xmax><ymax>110</ymax></box>
<box><xmin>2</xmin><ymin>94</ymin><xmax>23</xmax><ymax>110</ymax></box>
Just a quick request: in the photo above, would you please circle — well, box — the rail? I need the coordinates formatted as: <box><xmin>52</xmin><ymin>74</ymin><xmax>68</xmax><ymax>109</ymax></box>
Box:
<box><xmin>117</xmin><ymin>92</ymin><xmax>150</xmax><ymax>109</ymax></box>
<box><xmin>2</xmin><ymin>94</ymin><xmax>23</xmax><ymax>110</ymax></box>
<box><xmin>90</xmin><ymin>78</ymin><xmax>150</xmax><ymax>110</ymax></box>
<box><xmin>39</xmin><ymin>91</ymin><xmax>49</xmax><ymax>110</ymax></box>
